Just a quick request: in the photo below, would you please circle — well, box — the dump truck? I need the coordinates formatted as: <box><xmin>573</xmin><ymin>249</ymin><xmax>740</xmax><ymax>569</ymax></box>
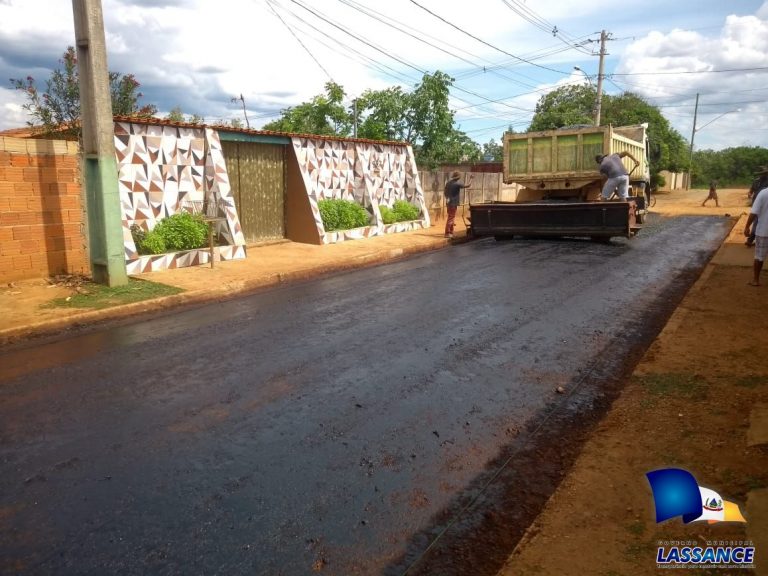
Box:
<box><xmin>469</xmin><ymin>124</ymin><xmax>651</xmax><ymax>240</ymax></box>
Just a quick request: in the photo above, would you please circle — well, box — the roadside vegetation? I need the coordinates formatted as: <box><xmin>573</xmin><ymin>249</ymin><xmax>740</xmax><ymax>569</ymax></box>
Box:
<box><xmin>380</xmin><ymin>200</ymin><xmax>421</xmax><ymax>224</ymax></box>
<box><xmin>318</xmin><ymin>198</ymin><xmax>371</xmax><ymax>231</ymax></box>
<box><xmin>44</xmin><ymin>278</ymin><xmax>183</xmax><ymax>310</ymax></box>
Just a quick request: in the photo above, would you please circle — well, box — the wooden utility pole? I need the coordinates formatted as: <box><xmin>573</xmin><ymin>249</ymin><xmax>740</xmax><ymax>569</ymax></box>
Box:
<box><xmin>594</xmin><ymin>30</ymin><xmax>607</xmax><ymax>126</ymax></box>
<box><xmin>72</xmin><ymin>0</ymin><xmax>128</xmax><ymax>286</ymax></box>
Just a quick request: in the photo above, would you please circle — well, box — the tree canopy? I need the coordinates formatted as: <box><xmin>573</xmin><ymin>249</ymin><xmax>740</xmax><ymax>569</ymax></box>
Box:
<box><xmin>692</xmin><ymin>147</ymin><xmax>768</xmax><ymax>187</ymax></box>
<box><xmin>262</xmin><ymin>81</ymin><xmax>351</xmax><ymax>137</ymax></box>
<box><xmin>10</xmin><ymin>46</ymin><xmax>157</xmax><ymax>137</ymax></box>
<box><xmin>263</xmin><ymin>72</ymin><xmax>480</xmax><ymax>168</ymax></box>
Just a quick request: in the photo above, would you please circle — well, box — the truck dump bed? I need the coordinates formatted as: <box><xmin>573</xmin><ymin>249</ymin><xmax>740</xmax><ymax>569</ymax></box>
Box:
<box><xmin>503</xmin><ymin>124</ymin><xmax>648</xmax><ymax>192</ymax></box>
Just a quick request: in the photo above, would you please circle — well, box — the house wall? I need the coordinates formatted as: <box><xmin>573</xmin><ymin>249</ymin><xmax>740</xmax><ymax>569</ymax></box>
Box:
<box><xmin>114</xmin><ymin>122</ymin><xmax>246</xmax><ymax>273</ymax></box>
<box><xmin>286</xmin><ymin>147</ymin><xmax>322</xmax><ymax>244</ymax></box>
<box><xmin>0</xmin><ymin>136</ymin><xmax>88</xmax><ymax>282</ymax></box>
<box><xmin>291</xmin><ymin>137</ymin><xmax>430</xmax><ymax>244</ymax></box>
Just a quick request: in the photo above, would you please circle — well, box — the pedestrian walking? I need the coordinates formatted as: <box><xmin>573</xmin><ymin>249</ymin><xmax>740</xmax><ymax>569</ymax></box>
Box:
<box><xmin>595</xmin><ymin>152</ymin><xmax>640</xmax><ymax>200</ymax></box>
<box><xmin>702</xmin><ymin>180</ymin><xmax>719</xmax><ymax>207</ymax></box>
<box><xmin>744</xmin><ymin>184</ymin><xmax>768</xmax><ymax>286</ymax></box>
<box><xmin>444</xmin><ymin>171</ymin><xmax>472</xmax><ymax>238</ymax></box>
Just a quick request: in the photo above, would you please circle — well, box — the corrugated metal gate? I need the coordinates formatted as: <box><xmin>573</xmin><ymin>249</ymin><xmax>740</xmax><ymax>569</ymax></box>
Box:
<box><xmin>222</xmin><ymin>141</ymin><xmax>286</xmax><ymax>243</ymax></box>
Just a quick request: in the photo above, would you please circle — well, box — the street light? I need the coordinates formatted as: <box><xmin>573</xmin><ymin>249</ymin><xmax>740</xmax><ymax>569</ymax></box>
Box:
<box><xmin>688</xmin><ymin>107</ymin><xmax>740</xmax><ymax>186</ymax></box>
<box><xmin>573</xmin><ymin>66</ymin><xmax>594</xmax><ymax>87</ymax></box>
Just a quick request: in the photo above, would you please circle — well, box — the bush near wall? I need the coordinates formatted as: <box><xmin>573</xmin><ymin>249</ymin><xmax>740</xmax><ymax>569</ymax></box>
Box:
<box><xmin>318</xmin><ymin>198</ymin><xmax>371</xmax><ymax>231</ymax></box>
<box><xmin>131</xmin><ymin>212</ymin><xmax>209</xmax><ymax>255</ymax></box>
<box><xmin>380</xmin><ymin>200</ymin><xmax>421</xmax><ymax>224</ymax></box>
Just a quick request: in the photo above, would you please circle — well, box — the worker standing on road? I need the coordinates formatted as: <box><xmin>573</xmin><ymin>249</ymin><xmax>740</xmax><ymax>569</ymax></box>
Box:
<box><xmin>744</xmin><ymin>184</ymin><xmax>768</xmax><ymax>286</ymax></box>
<box><xmin>702</xmin><ymin>180</ymin><xmax>720</xmax><ymax>207</ymax></box>
<box><xmin>595</xmin><ymin>152</ymin><xmax>639</xmax><ymax>200</ymax></box>
<box><xmin>444</xmin><ymin>171</ymin><xmax>473</xmax><ymax>239</ymax></box>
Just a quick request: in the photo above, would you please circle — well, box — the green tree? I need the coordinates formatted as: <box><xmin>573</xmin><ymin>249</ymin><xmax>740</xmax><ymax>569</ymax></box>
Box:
<box><xmin>165</xmin><ymin>106</ymin><xmax>185</xmax><ymax>122</ymax></box>
<box><xmin>528</xmin><ymin>84</ymin><xmax>596</xmax><ymax>131</ymax></box>
<box><xmin>264</xmin><ymin>72</ymin><xmax>478</xmax><ymax>168</ymax></box>
<box><xmin>482</xmin><ymin>139</ymin><xmax>503</xmax><ymax>161</ymax></box>
<box><xmin>693</xmin><ymin>146</ymin><xmax>768</xmax><ymax>187</ymax></box>
<box><xmin>355</xmin><ymin>86</ymin><xmax>410</xmax><ymax>141</ymax></box>
<box><xmin>406</xmin><ymin>71</ymin><xmax>457</xmax><ymax>167</ymax></box>
<box><xmin>262</xmin><ymin>81</ymin><xmax>352</xmax><ymax>136</ymax></box>
<box><xmin>10</xmin><ymin>46</ymin><xmax>157</xmax><ymax>137</ymax></box>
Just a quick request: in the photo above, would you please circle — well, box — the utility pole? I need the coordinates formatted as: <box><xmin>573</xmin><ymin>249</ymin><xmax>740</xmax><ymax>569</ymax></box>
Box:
<box><xmin>72</xmin><ymin>0</ymin><xmax>128</xmax><ymax>286</ymax></box>
<box><xmin>238</xmin><ymin>94</ymin><xmax>250</xmax><ymax>129</ymax></box>
<box><xmin>594</xmin><ymin>29</ymin><xmax>607</xmax><ymax>126</ymax></box>
<box><xmin>688</xmin><ymin>93</ymin><xmax>699</xmax><ymax>189</ymax></box>
<box><xmin>353</xmin><ymin>99</ymin><xmax>358</xmax><ymax>138</ymax></box>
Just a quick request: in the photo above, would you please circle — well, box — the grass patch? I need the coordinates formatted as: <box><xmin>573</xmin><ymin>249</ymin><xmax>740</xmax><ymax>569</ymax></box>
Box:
<box><xmin>746</xmin><ymin>475</ymin><xmax>767</xmax><ymax>490</ymax></box>
<box><xmin>635</xmin><ymin>373</ymin><xmax>706</xmax><ymax>398</ymax></box>
<box><xmin>43</xmin><ymin>278</ymin><xmax>183</xmax><ymax>310</ymax></box>
<box><xmin>734</xmin><ymin>375</ymin><xmax>768</xmax><ymax>389</ymax></box>
<box><xmin>625</xmin><ymin>521</ymin><xmax>645</xmax><ymax>536</ymax></box>
<box><xmin>622</xmin><ymin>540</ymin><xmax>656</xmax><ymax>562</ymax></box>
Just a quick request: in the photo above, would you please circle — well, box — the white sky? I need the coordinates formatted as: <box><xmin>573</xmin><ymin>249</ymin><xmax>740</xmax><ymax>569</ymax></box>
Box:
<box><xmin>0</xmin><ymin>0</ymin><xmax>766</xmax><ymax>152</ymax></box>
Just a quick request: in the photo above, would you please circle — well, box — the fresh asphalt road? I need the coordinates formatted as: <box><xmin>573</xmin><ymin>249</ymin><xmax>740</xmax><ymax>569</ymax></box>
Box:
<box><xmin>0</xmin><ymin>215</ymin><xmax>731</xmax><ymax>576</ymax></box>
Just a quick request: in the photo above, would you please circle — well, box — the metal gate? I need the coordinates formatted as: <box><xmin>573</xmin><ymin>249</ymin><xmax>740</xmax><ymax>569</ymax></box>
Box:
<box><xmin>222</xmin><ymin>141</ymin><xmax>286</xmax><ymax>243</ymax></box>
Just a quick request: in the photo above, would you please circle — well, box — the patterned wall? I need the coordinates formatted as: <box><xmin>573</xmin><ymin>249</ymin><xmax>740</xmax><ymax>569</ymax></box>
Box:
<box><xmin>291</xmin><ymin>137</ymin><xmax>430</xmax><ymax>244</ymax></box>
<box><xmin>114</xmin><ymin>122</ymin><xmax>246</xmax><ymax>274</ymax></box>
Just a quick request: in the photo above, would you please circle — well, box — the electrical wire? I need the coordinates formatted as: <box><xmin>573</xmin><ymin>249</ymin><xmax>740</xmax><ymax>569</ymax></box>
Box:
<box><xmin>409</xmin><ymin>0</ymin><xmax>569</xmax><ymax>75</ymax></box>
<box><xmin>335</xmin><ymin>0</ymin><xmax>542</xmax><ymax>90</ymax></box>
<box><xmin>266</xmin><ymin>0</ymin><xmax>333</xmax><ymax>81</ymax></box>
<box><xmin>285</xmin><ymin>0</ymin><xmax>541</xmax><ymax>115</ymax></box>
<box><xmin>500</xmin><ymin>0</ymin><xmax>594</xmax><ymax>55</ymax></box>
<box><xmin>261</xmin><ymin>1</ymin><xmax>535</xmax><ymax>134</ymax></box>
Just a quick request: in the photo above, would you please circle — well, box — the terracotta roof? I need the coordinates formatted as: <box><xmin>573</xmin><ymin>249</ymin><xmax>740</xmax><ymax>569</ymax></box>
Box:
<box><xmin>112</xmin><ymin>115</ymin><xmax>410</xmax><ymax>147</ymax></box>
<box><xmin>0</xmin><ymin>126</ymin><xmax>36</xmax><ymax>137</ymax></box>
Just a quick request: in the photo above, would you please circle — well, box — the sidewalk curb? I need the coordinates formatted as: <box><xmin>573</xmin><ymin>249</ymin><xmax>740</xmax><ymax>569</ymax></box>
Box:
<box><xmin>0</xmin><ymin>235</ymin><xmax>468</xmax><ymax>346</ymax></box>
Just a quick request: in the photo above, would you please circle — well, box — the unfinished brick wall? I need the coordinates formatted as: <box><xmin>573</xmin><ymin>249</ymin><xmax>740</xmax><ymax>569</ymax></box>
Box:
<box><xmin>0</xmin><ymin>137</ymin><xmax>88</xmax><ymax>282</ymax></box>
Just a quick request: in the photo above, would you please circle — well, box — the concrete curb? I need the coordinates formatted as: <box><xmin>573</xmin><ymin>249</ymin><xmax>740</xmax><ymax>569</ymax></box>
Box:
<box><xmin>0</xmin><ymin>235</ymin><xmax>468</xmax><ymax>346</ymax></box>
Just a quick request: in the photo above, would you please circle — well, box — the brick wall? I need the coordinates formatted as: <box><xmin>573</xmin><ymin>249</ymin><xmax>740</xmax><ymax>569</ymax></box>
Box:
<box><xmin>0</xmin><ymin>136</ymin><xmax>88</xmax><ymax>282</ymax></box>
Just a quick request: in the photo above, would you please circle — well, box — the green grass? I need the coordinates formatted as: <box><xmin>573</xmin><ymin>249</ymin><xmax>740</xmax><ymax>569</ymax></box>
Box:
<box><xmin>734</xmin><ymin>375</ymin><xmax>768</xmax><ymax>389</ymax></box>
<box><xmin>43</xmin><ymin>278</ymin><xmax>184</xmax><ymax>310</ymax></box>
<box><xmin>635</xmin><ymin>373</ymin><xmax>706</xmax><ymax>398</ymax></box>
<box><xmin>625</xmin><ymin>521</ymin><xmax>645</xmax><ymax>536</ymax></box>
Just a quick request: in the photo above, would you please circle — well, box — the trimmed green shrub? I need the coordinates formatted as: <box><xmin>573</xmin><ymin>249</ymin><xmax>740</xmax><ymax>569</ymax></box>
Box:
<box><xmin>318</xmin><ymin>198</ymin><xmax>370</xmax><ymax>231</ymax></box>
<box><xmin>391</xmin><ymin>199</ymin><xmax>420</xmax><ymax>221</ymax></box>
<box><xmin>380</xmin><ymin>200</ymin><xmax>421</xmax><ymax>224</ymax></box>
<box><xmin>380</xmin><ymin>205</ymin><xmax>397</xmax><ymax>224</ymax></box>
<box><xmin>131</xmin><ymin>213</ymin><xmax>209</xmax><ymax>255</ymax></box>
<box><xmin>138</xmin><ymin>229</ymin><xmax>167</xmax><ymax>255</ymax></box>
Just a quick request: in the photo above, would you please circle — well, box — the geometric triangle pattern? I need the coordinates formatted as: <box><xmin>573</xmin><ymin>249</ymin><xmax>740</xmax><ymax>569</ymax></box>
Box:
<box><xmin>115</xmin><ymin>121</ymin><xmax>246</xmax><ymax>270</ymax></box>
<box><xmin>291</xmin><ymin>136</ymin><xmax>429</xmax><ymax>244</ymax></box>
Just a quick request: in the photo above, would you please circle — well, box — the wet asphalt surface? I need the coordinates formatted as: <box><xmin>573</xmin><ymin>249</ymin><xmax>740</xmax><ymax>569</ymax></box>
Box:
<box><xmin>0</xmin><ymin>214</ymin><xmax>731</xmax><ymax>576</ymax></box>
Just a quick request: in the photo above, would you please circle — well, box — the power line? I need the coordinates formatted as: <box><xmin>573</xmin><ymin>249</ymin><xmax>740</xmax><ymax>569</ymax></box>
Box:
<box><xmin>409</xmin><ymin>0</ymin><xmax>569</xmax><ymax>75</ymax></box>
<box><xmin>334</xmin><ymin>0</ymin><xmax>540</xmax><ymax>90</ymax></box>
<box><xmin>612</xmin><ymin>66</ymin><xmax>768</xmax><ymax>76</ymax></box>
<box><xmin>500</xmin><ymin>0</ymin><xmax>594</xmax><ymax>55</ymax></box>
<box><xmin>266</xmin><ymin>0</ymin><xmax>333</xmax><ymax>81</ymax></box>
<box><xmin>285</xmin><ymin>0</ymin><xmax>541</xmax><ymax>115</ymax></box>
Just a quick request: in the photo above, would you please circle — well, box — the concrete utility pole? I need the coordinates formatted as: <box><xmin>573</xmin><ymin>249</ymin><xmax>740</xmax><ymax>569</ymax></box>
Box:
<box><xmin>688</xmin><ymin>93</ymin><xmax>699</xmax><ymax>189</ymax></box>
<box><xmin>594</xmin><ymin>29</ymin><xmax>607</xmax><ymax>126</ymax></box>
<box><xmin>72</xmin><ymin>0</ymin><xmax>128</xmax><ymax>286</ymax></box>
